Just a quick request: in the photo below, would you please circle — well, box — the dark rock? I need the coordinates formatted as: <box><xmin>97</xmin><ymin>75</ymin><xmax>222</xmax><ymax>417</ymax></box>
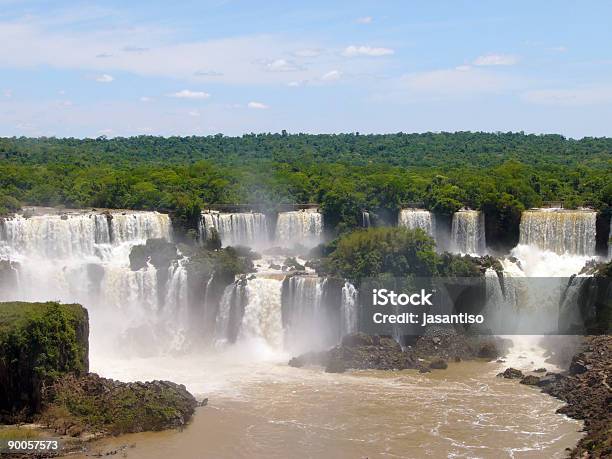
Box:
<box><xmin>288</xmin><ymin>357</ymin><xmax>304</xmax><ymax>368</ymax></box>
<box><xmin>341</xmin><ymin>332</ymin><xmax>374</xmax><ymax>347</ymax></box>
<box><xmin>568</xmin><ymin>355</ymin><xmax>588</xmax><ymax>375</ymax></box>
<box><xmin>477</xmin><ymin>341</ymin><xmax>500</xmax><ymax>359</ymax></box>
<box><xmin>536</xmin><ymin>373</ymin><xmax>563</xmax><ymax>387</ymax></box>
<box><xmin>538</xmin><ymin>336</ymin><xmax>612</xmax><ymax>458</ymax></box>
<box><xmin>519</xmin><ymin>375</ymin><xmax>541</xmax><ymax>386</ymax></box>
<box><xmin>325</xmin><ymin>360</ymin><xmax>346</xmax><ymax>374</ymax></box>
<box><xmin>497</xmin><ymin>368</ymin><xmax>524</xmax><ymax>379</ymax></box>
<box><xmin>533</xmin><ymin>367</ymin><xmax>547</xmax><ymax>373</ymax></box>
<box><xmin>429</xmin><ymin>358</ymin><xmax>448</xmax><ymax>370</ymax></box>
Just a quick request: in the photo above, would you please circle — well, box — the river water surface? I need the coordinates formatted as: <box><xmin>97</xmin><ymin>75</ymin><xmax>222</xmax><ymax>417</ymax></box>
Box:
<box><xmin>72</xmin><ymin>352</ymin><xmax>582</xmax><ymax>459</ymax></box>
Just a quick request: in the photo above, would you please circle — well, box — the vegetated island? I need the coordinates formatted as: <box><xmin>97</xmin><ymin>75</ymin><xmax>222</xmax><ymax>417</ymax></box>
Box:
<box><xmin>0</xmin><ymin>301</ymin><xmax>200</xmax><ymax>456</ymax></box>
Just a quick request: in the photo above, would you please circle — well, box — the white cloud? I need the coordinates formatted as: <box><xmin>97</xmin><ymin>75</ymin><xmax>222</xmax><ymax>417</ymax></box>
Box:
<box><xmin>263</xmin><ymin>58</ymin><xmax>303</xmax><ymax>72</ymax></box>
<box><xmin>123</xmin><ymin>46</ymin><xmax>148</xmax><ymax>53</ymax></box>
<box><xmin>139</xmin><ymin>96</ymin><xmax>152</xmax><ymax>102</ymax></box>
<box><xmin>342</xmin><ymin>45</ymin><xmax>394</xmax><ymax>57</ymax></box>
<box><xmin>0</xmin><ymin>17</ymin><xmax>321</xmax><ymax>85</ymax></box>
<box><xmin>473</xmin><ymin>54</ymin><xmax>518</xmax><ymax>66</ymax></box>
<box><xmin>356</xmin><ymin>16</ymin><xmax>373</xmax><ymax>24</ymax></box>
<box><xmin>168</xmin><ymin>89</ymin><xmax>210</xmax><ymax>99</ymax></box>
<box><xmin>248</xmin><ymin>101</ymin><xmax>269</xmax><ymax>109</ymax></box>
<box><xmin>521</xmin><ymin>87</ymin><xmax>612</xmax><ymax>106</ymax></box>
<box><xmin>194</xmin><ymin>70</ymin><xmax>223</xmax><ymax>77</ymax></box>
<box><xmin>399</xmin><ymin>66</ymin><xmax>515</xmax><ymax>98</ymax></box>
<box><xmin>188</xmin><ymin>110</ymin><xmax>201</xmax><ymax>117</ymax></box>
<box><xmin>549</xmin><ymin>46</ymin><xmax>567</xmax><ymax>53</ymax></box>
<box><xmin>288</xmin><ymin>80</ymin><xmax>306</xmax><ymax>87</ymax></box>
<box><xmin>95</xmin><ymin>73</ymin><xmax>114</xmax><ymax>83</ymax></box>
<box><xmin>293</xmin><ymin>48</ymin><xmax>322</xmax><ymax>58</ymax></box>
<box><xmin>321</xmin><ymin>70</ymin><xmax>342</xmax><ymax>81</ymax></box>
<box><xmin>3</xmin><ymin>89</ymin><xmax>12</xmax><ymax>98</ymax></box>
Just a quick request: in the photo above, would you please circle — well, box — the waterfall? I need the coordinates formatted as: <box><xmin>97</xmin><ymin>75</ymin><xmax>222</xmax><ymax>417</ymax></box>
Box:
<box><xmin>215</xmin><ymin>283</ymin><xmax>236</xmax><ymax>345</ymax></box>
<box><xmin>274</xmin><ymin>209</ymin><xmax>323</xmax><ymax>247</ymax></box>
<box><xmin>237</xmin><ymin>277</ymin><xmax>284</xmax><ymax>350</ymax></box>
<box><xmin>398</xmin><ymin>209</ymin><xmax>436</xmax><ymax>238</ymax></box>
<box><xmin>484</xmin><ymin>268</ymin><xmax>505</xmax><ymax>332</ymax></box>
<box><xmin>200</xmin><ymin>211</ymin><xmax>269</xmax><ymax>247</ymax></box>
<box><xmin>0</xmin><ymin>210</ymin><xmax>170</xmax><ymax>260</ymax></box>
<box><xmin>361</xmin><ymin>211</ymin><xmax>371</xmax><ymax>228</ymax></box>
<box><xmin>214</xmin><ymin>280</ymin><xmax>248</xmax><ymax>345</ymax></box>
<box><xmin>0</xmin><ymin>208</ymin><xmax>187</xmax><ymax>356</ymax></box>
<box><xmin>341</xmin><ymin>282</ymin><xmax>358</xmax><ymax>336</ymax></box>
<box><xmin>281</xmin><ymin>276</ymin><xmax>330</xmax><ymax>352</ymax></box>
<box><xmin>451</xmin><ymin>209</ymin><xmax>486</xmax><ymax>255</ymax></box>
<box><xmin>519</xmin><ymin>209</ymin><xmax>596</xmax><ymax>256</ymax></box>
<box><xmin>609</xmin><ymin>219</ymin><xmax>612</xmax><ymax>260</ymax></box>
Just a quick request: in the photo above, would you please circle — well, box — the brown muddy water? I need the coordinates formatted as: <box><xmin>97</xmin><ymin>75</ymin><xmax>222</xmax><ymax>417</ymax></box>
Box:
<box><xmin>69</xmin><ymin>360</ymin><xmax>582</xmax><ymax>459</ymax></box>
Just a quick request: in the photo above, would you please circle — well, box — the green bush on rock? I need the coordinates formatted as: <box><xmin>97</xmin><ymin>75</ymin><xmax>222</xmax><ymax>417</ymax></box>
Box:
<box><xmin>0</xmin><ymin>302</ymin><xmax>88</xmax><ymax>419</ymax></box>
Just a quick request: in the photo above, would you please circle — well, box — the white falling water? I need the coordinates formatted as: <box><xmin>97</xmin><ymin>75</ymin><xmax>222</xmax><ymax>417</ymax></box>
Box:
<box><xmin>341</xmin><ymin>282</ymin><xmax>358</xmax><ymax>336</ymax></box>
<box><xmin>0</xmin><ymin>209</ymin><xmax>182</xmax><ymax>356</ymax></box>
<box><xmin>497</xmin><ymin>243</ymin><xmax>594</xmax><ymax>370</ymax></box>
<box><xmin>238</xmin><ymin>277</ymin><xmax>284</xmax><ymax>351</ymax></box>
<box><xmin>274</xmin><ymin>209</ymin><xmax>323</xmax><ymax>247</ymax></box>
<box><xmin>608</xmin><ymin>219</ymin><xmax>612</xmax><ymax>260</ymax></box>
<box><xmin>451</xmin><ymin>209</ymin><xmax>486</xmax><ymax>255</ymax></box>
<box><xmin>484</xmin><ymin>268</ymin><xmax>505</xmax><ymax>332</ymax></box>
<box><xmin>362</xmin><ymin>211</ymin><xmax>371</xmax><ymax>228</ymax></box>
<box><xmin>282</xmin><ymin>276</ymin><xmax>329</xmax><ymax>352</ymax></box>
<box><xmin>200</xmin><ymin>211</ymin><xmax>269</xmax><ymax>247</ymax></box>
<box><xmin>215</xmin><ymin>283</ymin><xmax>238</xmax><ymax>345</ymax></box>
<box><xmin>398</xmin><ymin>209</ymin><xmax>436</xmax><ymax>238</ymax></box>
<box><xmin>519</xmin><ymin>209</ymin><xmax>596</xmax><ymax>256</ymax></box>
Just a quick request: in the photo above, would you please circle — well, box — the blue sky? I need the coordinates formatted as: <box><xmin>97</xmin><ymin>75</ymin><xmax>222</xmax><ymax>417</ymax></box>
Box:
<box><xmin>1</xmin><ymin>0</ymin><xmax>612</xmax><ymax>138</ymax></box>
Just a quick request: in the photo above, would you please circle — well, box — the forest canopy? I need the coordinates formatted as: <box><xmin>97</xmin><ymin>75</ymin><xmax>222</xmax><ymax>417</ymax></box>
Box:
<box><xmin>0</xmin><ymin>132</ymin><xmax>610</xmax><ymax>234</ymax></box>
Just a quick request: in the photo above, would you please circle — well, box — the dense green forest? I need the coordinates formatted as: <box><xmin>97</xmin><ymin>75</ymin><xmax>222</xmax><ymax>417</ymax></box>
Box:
<box><xmin>1</xmin><ymin>132</ymin><xmax>610</xmax><ymax>238</ymax></box>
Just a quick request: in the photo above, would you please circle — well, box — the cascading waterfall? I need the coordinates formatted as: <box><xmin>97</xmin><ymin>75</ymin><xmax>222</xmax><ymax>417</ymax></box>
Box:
<box><xmin>519</xmin><ymin>209</ymin><xmax>596</xmax><ymax>256</ymax></box>
<box><xmin>451</xmin><ymin>209</ymin><xmax>486</xmax><ymax>255</ymax></box>
<box><xmin>0</xmin><ymin>209</ymin><xmax>185</xmax><ymax>356</ymax></box>
<box><xmin>237</xmin><ymin>276</ymin><xmax>284</xmax><ymax>350</ymax></box>
<box><xmin>274</xmin><ymin>209</ymin><xmax>323</xmax><ymax>247</ymax></box>
<box><xmin>341</xmin><ymin>282</ymin><xmax>358</xmax><ymax>335</ymax></box>
<box><xmin>398</xmin><ymin>209</ymin><xmax>436</xmax><ymax>239</ymax></box>
<box><xmin>608</xmin><ymin>219</ymin><xmax>612</xmax><ymax>260</ymax></box>
<box><xmin>361</xmin><ymin>211</ymin><xmax>371</xmax><ymax>228</ymax></box>
<box><xmin>281</xmin><ymin>276</ymin><xmax>330</xmax><ymax>352</ymax></box>
<box><xmin>495</xmin><ymin>238</ymin><xmax>596</xmax><ymax>368</ymax></box>
<box><xmin>200</xmin><ymin>211</ymin><xmax>269</xmax><ymax>247</ymax></box>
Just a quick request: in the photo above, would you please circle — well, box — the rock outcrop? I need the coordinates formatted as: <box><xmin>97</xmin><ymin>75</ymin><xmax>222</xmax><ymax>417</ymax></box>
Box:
<box><xmin>538</xmin><ymin>336</ymin><xmax>612</xmax><ymax>458</ymax></box>
<box><xmin>41</xmin><ymin>373</ymin><xmax>198</xmax><ymax>436</ymax></box>
<box><xmin>0</xmin><ymin>301</ymin><xmax>200</xmax><ymax>438</ymax></box>
<box><xmin>289</xmin><ymin>332</ymin><xmax>505</xmax><ymax>373</ymax></box>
